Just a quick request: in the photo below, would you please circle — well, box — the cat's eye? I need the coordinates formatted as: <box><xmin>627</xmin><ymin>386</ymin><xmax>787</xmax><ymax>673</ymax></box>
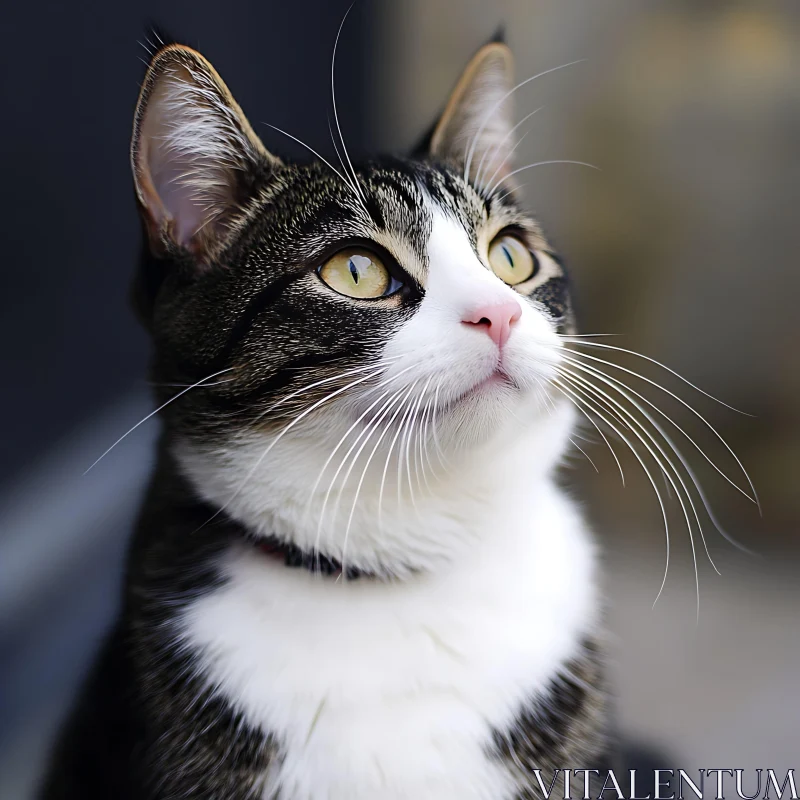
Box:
<box><xmin>487</xmin><ymin>234</ymin><xmax>538</xmax><ymax>286</ymax></box>
<box><xmin>318</xmin><ymin>248</ymin><xmax>400</xmax><ymax>299</ymax></box>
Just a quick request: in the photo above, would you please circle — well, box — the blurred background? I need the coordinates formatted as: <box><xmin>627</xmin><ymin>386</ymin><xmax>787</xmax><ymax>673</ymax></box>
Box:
<box><xmin>1</xmin><ymin>0</ymin><xmax>797</xmax><ymax>795</ymax></box>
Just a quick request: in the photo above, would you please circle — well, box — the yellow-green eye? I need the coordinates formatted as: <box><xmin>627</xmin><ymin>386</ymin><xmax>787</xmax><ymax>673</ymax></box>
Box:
<box><xmin>318</xmin><ymin>248</ymin><xmax>393</xmax><ymax>299</ymax></box>
<box><xmin>488</xmin><ymin>234</ymin><xmax>537</xmax><ymax>285</ymax></box>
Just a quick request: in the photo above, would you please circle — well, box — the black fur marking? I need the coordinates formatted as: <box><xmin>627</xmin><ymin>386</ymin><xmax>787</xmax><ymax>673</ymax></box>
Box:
<box><xmin>362</xmin><ymin>192</ymin><xmax>387</xmax><ymax>230</ymax></box>
<box><xmin>491</xmin><ymin>639</ymin><xmax>608</xmax><ymax>799</ymax></box>
<box><xmin>374</xmin><ymin>171</ymin><xmax>420</xmax><ymax>216</ymax></box>
<box><xmin>532</xmin><ymin>276</ymin><xmax>571</xmax><ymax>324</ymax></box>
<box><xmin>41</xmin><ymin>451</ymin><xmax>277</xmax><ymax>799</ymax></box>
<box><xmin>226</xmin><ymin>349</ymin><xmax>358</xmax><ymax>407</ymax></box>
<box><xmin>213</xmin><ymin>270</ymin><xmax>306</xmax><ymax>367</ymax></box>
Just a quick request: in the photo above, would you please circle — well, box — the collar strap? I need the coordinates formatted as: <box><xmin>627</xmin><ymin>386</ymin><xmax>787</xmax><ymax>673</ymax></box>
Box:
<box><xmin>256</xmin><ymin>536</ymin><xmax>366</xmax><ymax>580</ymax></box>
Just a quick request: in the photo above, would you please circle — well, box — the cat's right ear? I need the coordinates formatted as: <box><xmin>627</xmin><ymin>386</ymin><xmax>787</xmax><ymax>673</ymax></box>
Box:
<box><xmin>131</xmin><ymin>45</ymin><xmax>281</xmax><ymax>264</ymax></box>
<box><xmin>424</xmin><ymin>42</ymin><xmax>515</xmax><ymax>187</ymax></box>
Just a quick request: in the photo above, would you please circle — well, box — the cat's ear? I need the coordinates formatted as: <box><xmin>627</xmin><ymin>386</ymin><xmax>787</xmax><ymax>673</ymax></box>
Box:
<box><xmin>131</xmin><ymin>45</ymin><xmax>281</xmax><ymax>261</ymax></box>
<box><xmin>428</xmin><ymin>42</ymin><xmax>515</xmax><ymax>187</ymax></box>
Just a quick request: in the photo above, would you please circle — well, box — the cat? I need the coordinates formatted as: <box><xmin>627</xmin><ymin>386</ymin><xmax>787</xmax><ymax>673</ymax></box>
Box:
<box><xmin>40</xmin><ymin>38</ymin><xmax>609</xmax><ymax>799</ymax></box>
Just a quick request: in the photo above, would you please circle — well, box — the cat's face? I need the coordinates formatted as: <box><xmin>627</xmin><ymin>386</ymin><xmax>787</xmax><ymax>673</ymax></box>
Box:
<box><xmin>132</xmin><ymin>43</ymin><xmax>575</xmax><ymax>568</ymax></box>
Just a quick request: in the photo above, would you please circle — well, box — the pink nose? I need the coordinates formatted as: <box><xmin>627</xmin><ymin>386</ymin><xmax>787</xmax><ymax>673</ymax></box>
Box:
<box><xmin>462</xmin><ymin>300</ymin><xmax>522</xmax><ymax>348</ymax></box>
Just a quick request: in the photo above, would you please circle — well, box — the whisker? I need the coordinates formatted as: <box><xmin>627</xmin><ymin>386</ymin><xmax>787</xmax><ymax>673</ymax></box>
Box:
<box><xmin>147</xmin><ymin>378</ymin><xmax>235</xmax><ymax>389</ymax></box>
<box><xmin>569</xmin><ymin>438</ymin><xmax>599</xmax><ymax>473</ymax></box>
<box><xmin>198</xmin><ymin>368</ymin><xmax>387</xmax><ymax>533</ymax></box>
<box><xmin>494</xmin><ymin>184</ymin><xmax>522</xmax><ymax>204</ymax></box>
<box><xmin>417</xmin><ymin>390</ymin><xmax>437</xmax><ymax>491</ymax></box>
<box><xmin>261</xmin><ymin>122</ymin><xmax>360</xmax><ymax>202</ymax></box>
<box><xmin>327</xmin><ymin>115</ymin><xmax>355</xmax><ymax>198</ymax></box>
<box><xmin>379</xmin><ymin>382</ymin><xmax>420</xmax><ymax>528</ymax></box>
<box><xmin>561</xmin><ymin>353</ymin><xmax>754</xmax><ymax>503</ymax></box>
<box><xmin>463</xmin><ymin>59</ymin><xmax>586</xmax><ymax>183</ymax></box>
<box><xmin>411</xmin><ymin>391</ymin><xmax>427</xmax><ymax>495</ymax></box>
<box><xmin>312</xmin><ymin>367</ymin><xmax>417</xmax><ymax>544</ymax></box>
<box><xmin>373</xmin><ymin>384</ymin><xmax>418</xmax><ymax>533</ymax></box>
<box><xmin>481</xmin><ymin>127</ymin><xmax>534</xmax><ymax>199</ymax></box>
<box><xmin>531</xmin><ymin>376</ymin><xmax>554</xmax><ymax>418</ymax></box>
<box><xmin>407</xmin><ymin>380</ymin><xmax>433</xmax><ymax>509</ymax></box>
<box><xmin>560</xmin><ymin>338</ymin><xmax>754</xmax><ymax>415</ymax></box>
<box><xmin>487</xmin><ymin>160</ymin><xmax>599</xmax><ymax>197</ymax></box>
<box><xmin>560</xmin><ymin>354</ymin><xmax>753</xmax><ymax>556</ymax></box>
<box><xmin>562</xmin><ymin>344</ymin><xmax>760</xmax><ymax>512</ymax></box>
<box><xmin>571</xmin><ymin>394</ymin><xmax>626</xmax><ymax>486</ymax></box>
<box><xmin>551</xmin><ymin>377</ymin><xmax>676</xmax><ymax>613</ymax></box>
<box><xmin>561</xmin><ymin>367</ymin><xmax>730</xmax><ymax>622</ymax></box>
<box><xmin>266</xmin><ymin>357</ymin><xmax>402</xmax><ymax>419</ymax></box>
<box><xmin>561</xmin><ymin>371</ymin><xmax>705</xmax><ymax>623</ymax></box>
<box><xmin>475</xmin><ymin>106</ymin><xmax>543</xmax><ymax>192</ymax></box>
<box><xmin>559</xmin><ymin>366</ymin><xmax>720</xmax><ymax>587</ymax></box>
<box><xmin>330</xmin><ymin>3</ymin><xmax>365</xmax><ymax>203</ymax></box>
<box><xmin>430</xmin><ymin>381</ymin><xmax>448</xmax><ymax>470</ymax></box>
<box><xmin>558</xmin><ymin>333</ymin><xmax>620</xmax><ymax>339</ymax></box>
<box><xmin>307</xmin><ymin>385</ymin><xmax>396</xmax><ymax>533</ymax></box>
<box><xmin>306</xmin><ymin>364</ymin><xmax>416</xmax><ymax>518</ymax></box>
<box><xmin>494</xmin><ymin>182</ymin><xmax>527</xmax><ymax>204</ymax></box>
<box><xmin>84</xmin><ymin>367</ymin><xmax>234</xmax><ymax>473</ymax></box>
<box><xmin>282</xmin><ymin>358</ymin><xmax>347</xmax><ymax>372</ymax></box>
<box><xmin>338</xmin><ymin>387</ymin><xmax>410</xmax><ymax>573</ymax></box>
<box><xmin>397</xmin><ymin>384</ymin><xmax>425</xmax><ymax>516</ymax></box>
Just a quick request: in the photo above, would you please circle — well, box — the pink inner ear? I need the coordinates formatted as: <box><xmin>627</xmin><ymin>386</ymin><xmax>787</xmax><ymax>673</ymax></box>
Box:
<box><xmin>134</xmin><ymin>64</ymin><xmax>240</xmax><ymax>253</ymax></box>
<box><xmin>148</xmin><ymin>154</ymin><xmax>212</xmax><ymax>248</ymax></box>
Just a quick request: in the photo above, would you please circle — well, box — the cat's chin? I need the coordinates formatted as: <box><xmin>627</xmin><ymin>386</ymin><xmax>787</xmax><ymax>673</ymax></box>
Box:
<box><xmin>434</xmin><ymin>375</ymin><xmax>560</xmax><ymax>452</ymax></box>
<box><xmin>453</xmin><ymin>371</ymin><xmax>517</xmax><ymax>405</ymax></box>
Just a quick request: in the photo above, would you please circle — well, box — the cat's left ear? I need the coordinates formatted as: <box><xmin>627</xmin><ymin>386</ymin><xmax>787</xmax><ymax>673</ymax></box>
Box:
<box><xmin>131</xmin><ymin>44</ymin><xmax>281</xmax><ymax>262</ymax></box>
<box><xmin>428</xmin><ymin>42</ymin><xmax>515</xmax><ymax>188</ymax></box>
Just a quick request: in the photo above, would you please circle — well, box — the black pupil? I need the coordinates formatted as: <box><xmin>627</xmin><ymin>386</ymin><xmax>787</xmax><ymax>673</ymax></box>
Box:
<box><xmin>502</xmin><ymin>244</ymin><xmax>514</xmax><ymax>269</ymax></box>
<box><xmin>349</xmin><ymin>258</ymin><xmax>360</xmax><ymax>284</ymax></box>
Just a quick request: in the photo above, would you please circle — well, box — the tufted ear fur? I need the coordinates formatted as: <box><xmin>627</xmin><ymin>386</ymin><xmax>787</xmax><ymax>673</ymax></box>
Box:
<box><xmin>428</xmin><ymin>42</ymin><xmax>515</xmax><ymax>189</ymax></box>
<box><xmin>131</xmin><ymin>45</ymin><xmax>281</xmax><ymax>262</ymax></box>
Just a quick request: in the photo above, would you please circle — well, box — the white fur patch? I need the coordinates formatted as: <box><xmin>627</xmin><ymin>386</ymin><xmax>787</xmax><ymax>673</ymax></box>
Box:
<box><xmin>180</xmin><ymin>478</ymin><xmax>597</xmax><ymax>799</ymax></box>
<box><xmin>174</xmin><ymin>199</ymin><xmax>598</xmax><ymax>798</ymax></box>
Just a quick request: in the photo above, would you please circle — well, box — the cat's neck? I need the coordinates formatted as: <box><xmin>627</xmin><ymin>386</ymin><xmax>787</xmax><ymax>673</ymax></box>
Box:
<box><xmin>172</xmin><ymin>402</ymin><xmax>575</xmax><ymax>578</ymax></box>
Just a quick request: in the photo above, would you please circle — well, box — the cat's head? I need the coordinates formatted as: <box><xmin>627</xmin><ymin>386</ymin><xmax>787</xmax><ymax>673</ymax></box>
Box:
<box><xmin>132</xmin><ymin>42</ymin><xmax>576</xmax><ymax>571</ymax></box>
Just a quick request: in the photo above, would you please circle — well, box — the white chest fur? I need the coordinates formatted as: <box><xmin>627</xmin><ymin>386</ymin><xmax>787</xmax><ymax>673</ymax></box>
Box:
<box><xmin>178</xmin><ymin>478</ymin><xmax>597</xmax><ymax>800</ymax></box>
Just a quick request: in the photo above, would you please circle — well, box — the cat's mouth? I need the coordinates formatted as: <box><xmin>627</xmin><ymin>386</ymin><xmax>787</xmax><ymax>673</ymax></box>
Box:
<box><xmin>447</xmin><ymin>369</ymin><xmax>519</xmax><ymax>409</ymax></box>
<box><xmin>469</xmin><ymin>370</ymin><xmax>514</xmax><ymax>394</ymax></box>
<box><xmin>352</xmin><ymin>364</ymin><xmax>525</xmax><ymax>431</ymax></box>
